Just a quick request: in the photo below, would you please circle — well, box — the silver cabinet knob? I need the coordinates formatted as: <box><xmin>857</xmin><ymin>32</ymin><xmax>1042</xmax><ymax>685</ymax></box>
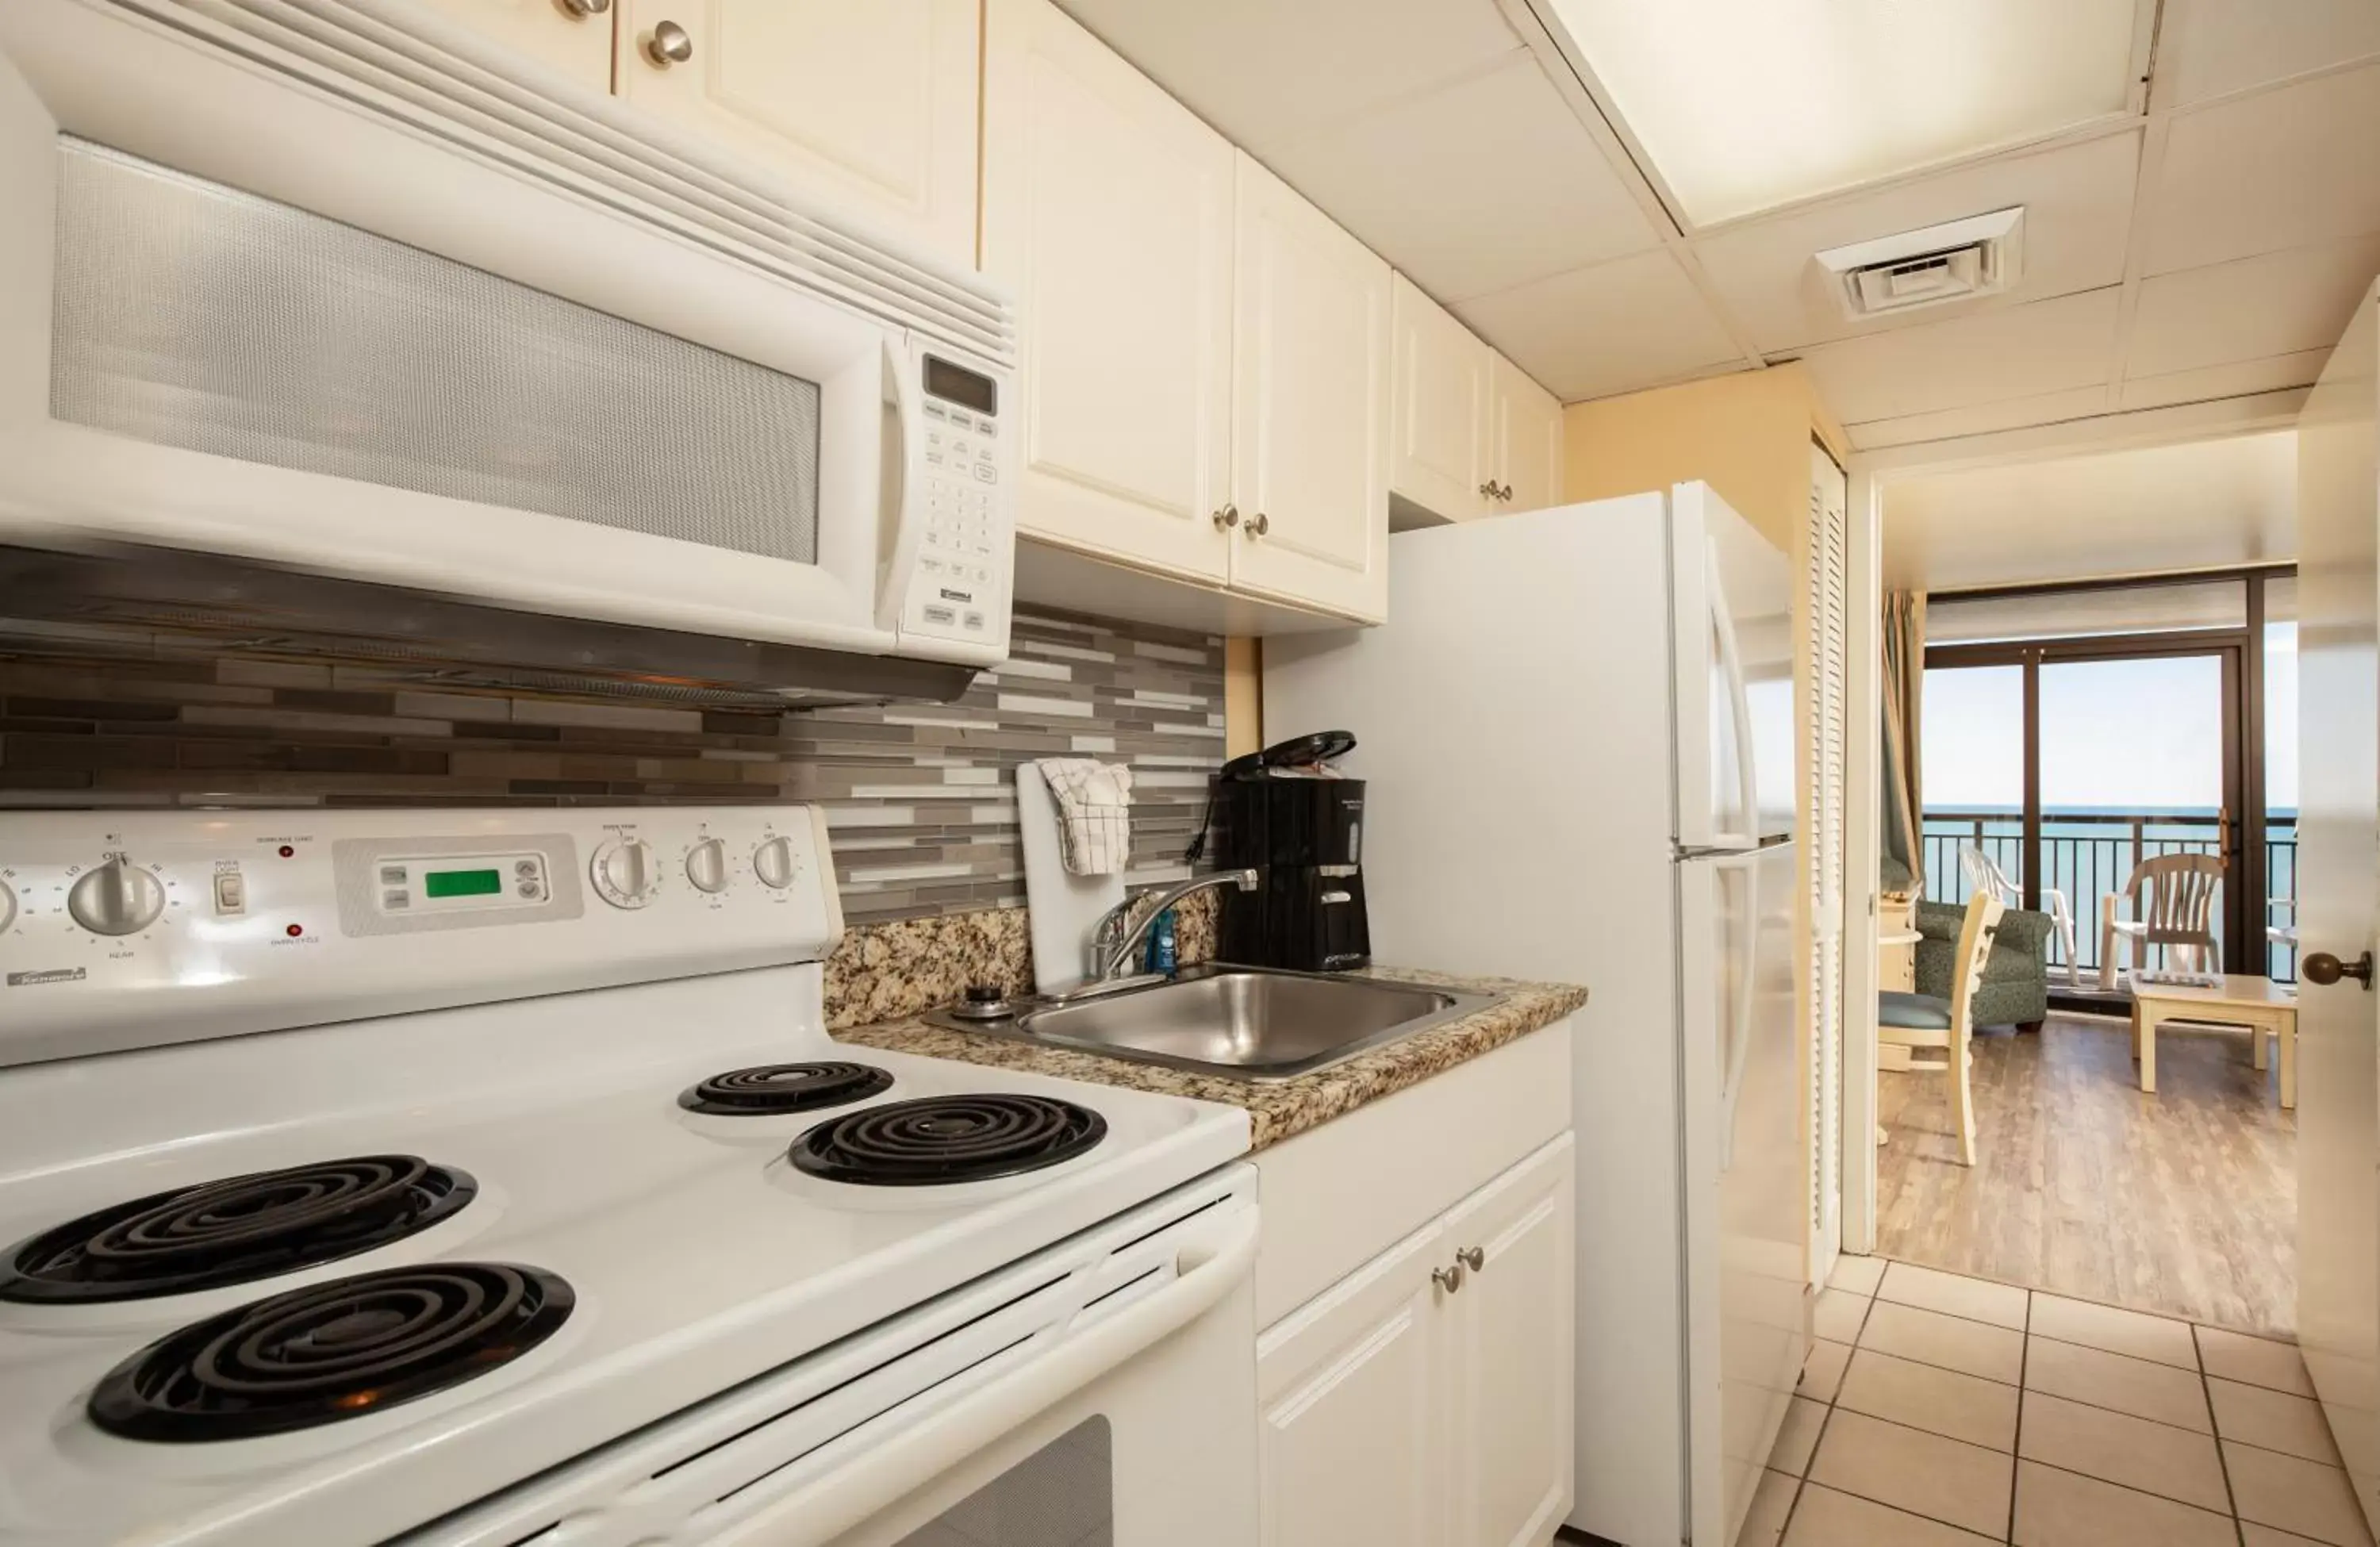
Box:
<box><xmin>1432</xmin><ymin>1261</ymin><xmax>1466</xmax><ymax>1295</ymax></box>
<box><xmin>1212</xmin><ymin>504</ymin><xmax>1240</xmax><ymax>531</ymax></box>
<box><xmin>69</xmin><ymin>858</ymin><xmax>166</xmax><ymax>936</ymax></box>
<box><xmin>1478</xmin><ymin>481</ymin><xmax>1498</xmax><ymax>498</ymax></box>
<box><xmin>685</xmin><ymin>837</ymin><xmax>729</xmax><ymax>894</ymax></box>
<box><xmin>1247</xmin><ymin>510</ymin><xmax>1271</xmax><ymax>537</ymax></box>
<box><xmin>644</xmin><ymin>18</ymin><xmax>693</xmax><ymax>66</ymax></box>
<box><xmin>555</xmin><ymin>0</ymin><xmax>609</xmax><ymax>16</ymax></box>
<box><xmin>1457</xmin><ymin>1246</ymin><xmax>1485</xmax><ymax>1273</ymax></box>
<box><xmin>752</xmin><ymin>835</ymin><xmax>800</xmax><ymax>889</ymax></box>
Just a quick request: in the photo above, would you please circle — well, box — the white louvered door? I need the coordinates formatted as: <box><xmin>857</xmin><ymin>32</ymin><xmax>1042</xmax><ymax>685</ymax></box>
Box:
<box><xmin>1806</xmin><ymin>442</ymin><xmax>1850</xmax><ymax>1284</ymax></box>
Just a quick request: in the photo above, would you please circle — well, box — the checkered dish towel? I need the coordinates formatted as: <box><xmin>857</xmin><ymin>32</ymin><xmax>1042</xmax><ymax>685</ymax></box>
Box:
<box><xmin>1038</xmin><ymin>758</ymin><xmax>1134</xmax><ymax>876</ymax></box>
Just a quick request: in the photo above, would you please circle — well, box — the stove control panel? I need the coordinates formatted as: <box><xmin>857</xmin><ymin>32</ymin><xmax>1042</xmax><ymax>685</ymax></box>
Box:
<box><xmin>0</xmin><ymin>805</ymin><xmax>844</xmax><ymax>1068</ymax></box>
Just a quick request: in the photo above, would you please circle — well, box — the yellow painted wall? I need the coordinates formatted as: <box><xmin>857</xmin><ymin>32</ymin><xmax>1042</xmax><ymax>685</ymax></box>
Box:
<box><xmin>1562</xmin><ymin>363</ymin><xmax>1846</xmax><ymax>547</ymax></box>
<box><xmin>1223</xmin><ymin>637</ymin><xmax>1261</xmax><ymax>759</ymax></box>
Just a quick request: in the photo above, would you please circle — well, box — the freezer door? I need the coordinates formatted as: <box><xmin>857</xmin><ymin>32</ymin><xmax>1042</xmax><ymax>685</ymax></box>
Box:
<box><xmin>1672</xmin><ymin>484</ymin><xmax>1796</xmax><ymax>850</ymax></box>
<box><xmin>1679</xmin><ymin>839</ymin><xmax>1806</xmax><ymax>1547</ymax></box>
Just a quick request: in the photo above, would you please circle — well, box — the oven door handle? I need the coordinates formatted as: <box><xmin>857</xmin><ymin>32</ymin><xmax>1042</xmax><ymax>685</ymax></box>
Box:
<box><xmin>703</xmin><ymin>1203</ymin><xmax>1261</xmax><ymax>1547</ymax></box>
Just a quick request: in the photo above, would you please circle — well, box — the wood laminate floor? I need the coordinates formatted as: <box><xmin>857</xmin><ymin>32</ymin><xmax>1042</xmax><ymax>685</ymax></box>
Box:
<box><xmin>1875</xmin><ymin>1014</ymin><xmax>2297</xmax><ymax>1339</ymax></box>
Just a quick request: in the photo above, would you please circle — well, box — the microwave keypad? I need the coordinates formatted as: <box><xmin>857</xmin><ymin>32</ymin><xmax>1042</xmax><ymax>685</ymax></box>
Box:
<box><xmin>912</xmin><ymin>412</ymin><xmax>1002</xmax><ymax>639</ymax></box>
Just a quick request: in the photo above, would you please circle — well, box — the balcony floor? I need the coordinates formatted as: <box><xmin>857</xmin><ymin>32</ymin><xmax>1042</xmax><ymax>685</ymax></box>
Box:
<box><xmin>1876</xmin><ymin>1014</ymin><xmax>2295</xmax><ymax>1340</ymax></box>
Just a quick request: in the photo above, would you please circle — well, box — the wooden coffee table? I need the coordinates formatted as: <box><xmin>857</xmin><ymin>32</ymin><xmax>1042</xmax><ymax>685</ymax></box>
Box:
<box><xmin>2130</xmin><ymin>974</ymin><xmax>2297</xmax><ymax>1107</ymax></box>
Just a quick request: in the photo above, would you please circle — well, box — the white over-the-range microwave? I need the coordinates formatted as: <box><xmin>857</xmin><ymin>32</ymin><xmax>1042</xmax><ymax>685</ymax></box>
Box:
<box><xmin>0</xmin><ymin>0</ymin><xmax>1016</xmax><ymax>677</ymax></box>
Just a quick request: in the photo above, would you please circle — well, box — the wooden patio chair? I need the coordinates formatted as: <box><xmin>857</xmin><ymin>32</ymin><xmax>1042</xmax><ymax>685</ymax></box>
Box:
<box><xmin>1960</xmin><ymin>843</ymin><xmax>2079</xmax><ymax>989</ymax></box>
<box><xmin>1879</xmin><ymin>889</ymin><xmax>2005</xmax><ymax>1167</ymax></box>
<box><xmin>2099</xmin><ymin>852</ymin><xmax>2225</xmax><ymax>992</ymax></box>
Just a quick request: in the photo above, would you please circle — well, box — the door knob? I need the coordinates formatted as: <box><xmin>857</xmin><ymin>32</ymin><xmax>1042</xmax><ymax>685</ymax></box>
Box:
<box><xmin>644</xmin><ymin>19</ymin><xmax>693</xmax><ymax>66</ymax></box>
<box><xmin>1456</xmin><ymin>1246</ymin><xmax>1485</xmax><ymax>1273</ymax></box>
<box><xmin>1212</xmin><ymin>504</ymin><xmax>1239</xmax><ymax>530</ymax></box>
<box><xmin>1432</xmin><ymin>1261</ymin><xmax>1466</xmax><ymax>1294</ymax></box>
<box><xmin>2305</xmin><ymin>951</ymin><xmax>2375</xmax><ymax>989</ymax></box>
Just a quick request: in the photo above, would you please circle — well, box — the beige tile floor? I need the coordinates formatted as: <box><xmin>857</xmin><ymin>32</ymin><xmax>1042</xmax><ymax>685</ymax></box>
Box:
<box><xmin>1741</xmin><ymin>1257</ymin><xmax>2374</xmax><ymax>1547</ymax></box>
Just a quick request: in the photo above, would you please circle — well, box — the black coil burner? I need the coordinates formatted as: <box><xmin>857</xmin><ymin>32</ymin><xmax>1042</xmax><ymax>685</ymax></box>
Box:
<box><xmin>0</xmin><ymin>1157</ymin><xmax>476</xmax><ymax>1305</ymax></box>
<box><xmin>678</xmin><ymin>1061</ymin><xmax>894</xmax><ymax>1116</ymax></box>
<box><xmin>789</xmin><ymin>1094</ymin><xmax>1107</xmax><ymax>1186</ymax></box>
<box><xmin>88</xmin><ymin>1261</ymin><xmax>573</xmax><ymax>1442</ymax></box>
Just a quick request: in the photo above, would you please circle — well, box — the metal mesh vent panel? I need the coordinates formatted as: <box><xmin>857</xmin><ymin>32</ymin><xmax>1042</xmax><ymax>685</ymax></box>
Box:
<box><xmin>48</xmin><ymin>139</ymin><xmax>820</xmax><ymax>564</ymax></box>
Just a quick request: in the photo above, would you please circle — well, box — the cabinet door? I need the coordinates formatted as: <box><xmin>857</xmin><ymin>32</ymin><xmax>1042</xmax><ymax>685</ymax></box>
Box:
<box><xmin>1489</xmin><ymin>352</ymin><xmax>1564</xmax><ymax>516</ymax></box>
<box><xmin>1389</xmin><ymin>274</ymin><xmax>1491</xmax><ymax>523</ymax></box>
<box><xmin>1256</xmin><ymin>1221</ymin><xmax>1449</xmax><ymax>1547</ymax></box>
<box><xmin>614</xmin><ymin>0</ymin><xmax>979</xmax><ymax>267</ymax></box>
<box><xmin>981</xmin><ymin>0</ymin><xmax>1235</xmax><ymax>582</ymax></box>
<box><xmin>1444</xmin><ymin>1133</ymin><xmax>1577</xmax><ymax>1547</ymax></box>
<box><xmin>410</xmin><ymin>0</ymin><xmax>614</xmax><ymax>93</ymax></box>
<box><xmin>1230</xmin><ymin>155</ymin><xmax>1392</xmax><ymax>623</ymax></box>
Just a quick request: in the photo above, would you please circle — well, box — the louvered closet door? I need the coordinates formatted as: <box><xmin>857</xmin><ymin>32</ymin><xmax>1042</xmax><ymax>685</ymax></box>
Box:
<box><xmin>1806</xmin><ymin>442</ymin><xmax>1850</xmax><ymax>1278</ymax></box>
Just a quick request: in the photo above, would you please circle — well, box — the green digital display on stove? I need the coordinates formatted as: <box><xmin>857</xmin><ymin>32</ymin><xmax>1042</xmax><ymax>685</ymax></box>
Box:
<box><xmin>424</xmin><ymin>868</ymin><xmax>503</xmax><ymax>899</ymax></box>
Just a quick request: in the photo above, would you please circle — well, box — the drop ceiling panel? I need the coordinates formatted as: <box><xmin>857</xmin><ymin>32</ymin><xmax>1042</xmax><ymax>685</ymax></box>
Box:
<box><xmin>2144</xmin><ymin>60</ymin><xmax>2380</xmax><ymax>274</ymax></box>
<box><xmin>2117</xmin><ymin>350</ymin><xmax>2338</xmax><ymax>412</ymax></box>
<box><xmin>1265</xmin><ymin>55</ymin><xmax>1663</xmax><ymax>305</ymax></box>
<box><xmin>2154</xmin><ymin>0</ymin><xmax>2380</xmax><ymax>110</ymax></box>
<box><xmin>1453</xmin><ymin>250</ymin><xmax>1743</xmax><ymax>401</ymax></box>
<box><xmin>1801</xmin><ymin>287</ymin><xmax>2121</xmax><ymax>425</ymax></box>
<box><xmin>1691</xmin><ymin>130</ymin><xmax>2140</xmax><ymax>354</ymax></box>
<box><xmin>1845</xmin><ymin>386</ymin><xmax>2113</xmax><ymax>451</ymax></box>
<box><xmin>1053</xmin><ymin>0</ymin><xmax>1526</xmax><ymax>154</ymax></box>
<box><xmin>2126</xmin><ymin>235</ymin><xmax>2380</xmax><ymax>378</ymax></box>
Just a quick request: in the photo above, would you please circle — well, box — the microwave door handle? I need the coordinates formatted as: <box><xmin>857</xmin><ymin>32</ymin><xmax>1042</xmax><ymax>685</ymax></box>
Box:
<box><xmin>876</xmin><ymin>334</ymin><xmax>918</xmax><ymax>631</ymax></box>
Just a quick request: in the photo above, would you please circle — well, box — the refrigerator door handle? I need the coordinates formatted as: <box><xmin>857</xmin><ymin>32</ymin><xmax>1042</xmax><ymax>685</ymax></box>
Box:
<box><xmin>1705</xmin><ymin>541</ymin><xmax>1763</xmax><ymax>850</ymax></box>
<box><xmin>1713</xmin><ymin>848</ymin><xmax>1762</xmax><ymax>1172</ymax></box>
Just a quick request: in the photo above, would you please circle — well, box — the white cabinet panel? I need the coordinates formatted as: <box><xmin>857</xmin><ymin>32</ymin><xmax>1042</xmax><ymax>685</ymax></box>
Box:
<box><xmin>615</xmin><ymin>0</ymin><xmax>979</xmax><ymax>266</ymax></box>
<box><xmin>1257</xmin><ymin>1221</ymin><xmax>1448</xmax><ymax>1547</ymax></box>
<box><xmin>983</xmin><ymin>0</ymin><xmax>1235</xmax><ymax>582</ymax></box>
<box><xmin>1230</xmin><ymin>154</ymin><xmax>1391</xmax><ymax>622</ymax></box>
<box><xmin>1490</xmin><ymin>351</ymin><xmax>1564</xmax><ymax>515</ymax></box>
<box><xmin>1390</xmin><ymin>273</ymin><xmax>1491</xmax><ymax>522</ymax></box>
<box><xmin>412</xmin><ymin>0</ymin><xmax>615</xmax><ymax>93</ymax></box>
<box><xmin>1445</xmin><ymin>1134</ymin><xmax>1577</xmax><ymax>1547</ymax></box>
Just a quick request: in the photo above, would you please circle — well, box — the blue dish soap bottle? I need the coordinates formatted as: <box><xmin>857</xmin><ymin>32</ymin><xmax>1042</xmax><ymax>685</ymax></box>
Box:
<box><xmin>1145</xmin><ymin>906</ymin><xmax>1178</xmax><ymax>975</ymax></box>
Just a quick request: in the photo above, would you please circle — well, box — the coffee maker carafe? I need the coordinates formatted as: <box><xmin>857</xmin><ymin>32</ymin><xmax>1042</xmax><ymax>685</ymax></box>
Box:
<box><xmin>1209</xmin><ymin>731</ymin><xmax>1368</xmax><ymax>972</ymax></box>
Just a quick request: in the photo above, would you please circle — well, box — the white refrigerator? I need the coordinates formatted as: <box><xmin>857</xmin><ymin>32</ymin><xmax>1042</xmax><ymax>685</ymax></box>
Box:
<box><xmin>1265</xmin><ymin>483</ymin><xmax>1809</xmax><ymax>1547</ymax></box>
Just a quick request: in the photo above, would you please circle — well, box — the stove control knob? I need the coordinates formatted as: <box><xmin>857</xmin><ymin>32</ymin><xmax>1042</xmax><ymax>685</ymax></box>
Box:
<box><xmin>69</xmin><ymin>858</ymin><xmax>166</xmax><ymax>936</ymax></box>
<box><xmin>751</xmin><ymin>835</ymin><xmax>800</xmax><ymax>890</ymax></box>
<box><xmin>0</xmin><ymin>878</ymin><xmax>15</xmax><ymax>935</ymax></box>
<box><xmin>591</xmin><ymin>837</ymin><xmax>658</xmax><ymax>909</ymax></box>
<box><xmin>685</xmin><ymin>837</ymin><xmax>729</xmax><ymax>894</ymax></box>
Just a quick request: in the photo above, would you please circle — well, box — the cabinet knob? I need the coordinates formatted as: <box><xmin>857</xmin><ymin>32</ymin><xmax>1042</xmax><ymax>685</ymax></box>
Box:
<box><xmin>1495</xmin><ymin>482</ymin><xmax>1514</xmax><ymax>501</ymax></box>
<box><xmin>1212</xmin><ymin>503</ymin><xmax>1239</xmax><ymax>531</ymax></box>
<box><xmin>1246</xmin><ymin>510</ymin><xmax>1271</xmax><ymax>537</ymax></box>
<box><xmin>555</xmin><ymin>0</ymin><xmax>609</xmax><ymax>16</ymax></box>
<box><xmin>1478</xmin><ymin>481</ymin><xmax>1497</xmax><ymax>498</ymax></box>
<box><xmin>1456</xmin><ymin>1246</ymin><xmax>1485</xmax><ymax>1273</ymax></box>
<box><xmin>1432</xmin><ymin>1261</ymin><xmax>1466</xmax><ymax>1295</ymax></box>
<box><xmin>644</xmin><ymin>18</ymin><xmax>693</xmax><ymax>66</ymax></box>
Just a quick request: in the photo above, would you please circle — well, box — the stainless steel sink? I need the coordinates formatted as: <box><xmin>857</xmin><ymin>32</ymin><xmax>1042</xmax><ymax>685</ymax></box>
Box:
<box><xmin>929</xmin><ymin>965</ymin><xmax>1499</xmax><ymax>1083</ymax></box>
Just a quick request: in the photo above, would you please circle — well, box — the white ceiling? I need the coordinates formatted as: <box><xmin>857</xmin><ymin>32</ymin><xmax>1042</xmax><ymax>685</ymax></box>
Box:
<box><xmin>1880</xmin><ymin>431</ymin><xmax>2298</xmax><ymax>590</ymax></box>
<box><xmin>1054</xmin><ymin>0</ymin><xmax>2380</xmax><ymax>452</ymax></box>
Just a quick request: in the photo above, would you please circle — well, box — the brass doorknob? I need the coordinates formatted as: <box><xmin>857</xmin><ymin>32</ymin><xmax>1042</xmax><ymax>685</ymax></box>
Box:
<box><xmin>2305</xmin><ymin>951</ymin><xmax>2375</xmax><ymax>989</ymax></box>
<box><xmin>645</xmin><ymin>18</ymin><xmax>693</xmax><ymax>65</ymax></box>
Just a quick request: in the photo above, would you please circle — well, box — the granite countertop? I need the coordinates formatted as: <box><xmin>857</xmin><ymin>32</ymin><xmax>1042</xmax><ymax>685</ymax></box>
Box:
<box><xmin>831</xmin><ymin>965</ymin><xmax>1588</xmax><ymax>1152</ymax></box>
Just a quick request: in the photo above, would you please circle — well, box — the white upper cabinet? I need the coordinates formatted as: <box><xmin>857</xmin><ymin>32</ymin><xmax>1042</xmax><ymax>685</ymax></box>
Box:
<box><xmin>413</xmin><ymin>0</ymin><xmax>616</xmax><ymax>93</ymax></box>
<box><xmin>614</xmin><ymin>0</ymin><xmax>980</xmax><ymax>267</ymax></box>
<box><xmin>1230</xmin><ymin>154</ymin><xmax>1392</xmax><ymax>623</ymax></box>
<box><xmin>982</xmin><ymin>0</ymin><xmax>1236</xmax><ymax>582</ymax></box>
<box><xmin>1489</xmin><ymin>351</ymin><xmax>1564</xmax><ymax>516</ymax></box>
<box><xmin>1390</xmin><ymin>274</ymin><xmax>1492</xmax><ymax>523</ymax></box>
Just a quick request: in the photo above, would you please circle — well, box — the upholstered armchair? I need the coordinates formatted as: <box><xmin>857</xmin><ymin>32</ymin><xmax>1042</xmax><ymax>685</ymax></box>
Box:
<box><xmin>1916</xmin><ymin>899</ymin><xmax>2052</xmax><ymax>1031</ymax></box>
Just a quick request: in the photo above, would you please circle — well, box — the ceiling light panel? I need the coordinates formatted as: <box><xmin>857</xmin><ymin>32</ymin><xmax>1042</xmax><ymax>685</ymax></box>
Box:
<box><xmin>1542</xmin><ymin>0</ymin><xmax>2143</xmax><ymax>225</ymax></box>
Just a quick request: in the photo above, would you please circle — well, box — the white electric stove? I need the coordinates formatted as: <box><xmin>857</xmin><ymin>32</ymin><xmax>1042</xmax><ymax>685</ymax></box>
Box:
<box><xmin>0</xmin><ymin>806</ymin><xmax>1259</xmax><ymax>1547</ymax></box>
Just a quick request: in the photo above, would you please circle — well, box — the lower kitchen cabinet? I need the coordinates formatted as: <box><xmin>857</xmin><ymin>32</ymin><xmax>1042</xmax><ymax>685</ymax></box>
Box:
<box><xmin>1256</xmin><ymin>1131</ymin><xmax>1577</xmax><ymax>1547</ymax></box>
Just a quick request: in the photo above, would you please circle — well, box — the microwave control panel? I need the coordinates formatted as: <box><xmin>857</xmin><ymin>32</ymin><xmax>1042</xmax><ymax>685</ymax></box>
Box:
<box><xmin>898</xmin><ymin>347</ymin><xmax>1013</xmax><ymax>654</ymax></box>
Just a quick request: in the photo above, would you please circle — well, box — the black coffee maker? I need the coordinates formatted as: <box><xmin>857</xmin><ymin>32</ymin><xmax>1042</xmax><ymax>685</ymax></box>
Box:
<box><xmin>1207</xmin><ymin>731</ymin><xmax>1369</xmax><ymax>972</ymax></box>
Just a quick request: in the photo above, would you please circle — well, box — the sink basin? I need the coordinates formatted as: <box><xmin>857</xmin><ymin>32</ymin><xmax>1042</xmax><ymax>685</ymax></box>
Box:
<box><xmin>932</xmin><ymin>965</ymin><xmax>1499</xmax><ymax>1083</ymax></box>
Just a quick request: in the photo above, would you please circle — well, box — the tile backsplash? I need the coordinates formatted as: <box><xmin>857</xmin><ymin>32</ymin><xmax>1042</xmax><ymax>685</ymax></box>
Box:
<box><xmin>0</xmin><ymin>607</ymin><xmax>1226</xmax><ymax>921</ymax></box>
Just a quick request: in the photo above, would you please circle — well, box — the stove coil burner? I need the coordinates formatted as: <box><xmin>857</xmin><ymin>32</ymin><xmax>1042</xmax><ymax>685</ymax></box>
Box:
<box><xmin>679</xmin><ymin>1061</ymin><xmax>895</xmax><ymax>1116</ymax></box>
<box><xmin>0</xmin><ymin>1157</ymin><xmax>476</xmax><ymax>1304</ymax></box>
<box><xmin>87</xmin><ymin>1261</ymin><xmax>573</xmax><ymax>1442</ymax></box>
<box><xmin>789</xmin><ymin>1094</ymin><xmax>1107</xmax><ymax>1186</ymax></box>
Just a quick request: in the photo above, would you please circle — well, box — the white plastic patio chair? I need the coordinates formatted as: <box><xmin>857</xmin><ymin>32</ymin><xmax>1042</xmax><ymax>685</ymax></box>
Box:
<box><xmin>1960</xmin><ymin>844</ymin><xmax>2079</xmax><ymax>989</ymax></box>
<box><xmin>2099</xmin><ymin>852</ymin><xmax>2225</xmax><ymax>992</ymax></box>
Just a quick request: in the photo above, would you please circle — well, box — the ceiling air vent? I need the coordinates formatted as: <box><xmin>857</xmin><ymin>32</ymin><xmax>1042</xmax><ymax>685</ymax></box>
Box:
<box><xmin>1814</xmin><ymin>208</ymin><xmax>2025</xmax><ymax>320</ymax></box>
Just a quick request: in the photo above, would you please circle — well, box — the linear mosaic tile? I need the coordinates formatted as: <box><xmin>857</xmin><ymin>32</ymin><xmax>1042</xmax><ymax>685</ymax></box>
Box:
<box><xmin>0</xmin><ymin>607</ymin><xmax>1227</xmax><ymax>922</ymax></box>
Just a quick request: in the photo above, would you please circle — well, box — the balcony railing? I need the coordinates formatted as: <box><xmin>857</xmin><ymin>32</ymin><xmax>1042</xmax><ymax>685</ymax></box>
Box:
<box><xmin>1919</xmin><ymin>810</ymin><xmax>2299</xmax><ymax>983</ymax></box>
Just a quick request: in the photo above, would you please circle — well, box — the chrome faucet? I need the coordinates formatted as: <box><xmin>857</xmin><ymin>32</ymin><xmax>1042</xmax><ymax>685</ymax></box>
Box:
<box><xmin>1087</xmin><ymin>869</ymin><xmax>1259</xmax><ymax>984</ymax></box>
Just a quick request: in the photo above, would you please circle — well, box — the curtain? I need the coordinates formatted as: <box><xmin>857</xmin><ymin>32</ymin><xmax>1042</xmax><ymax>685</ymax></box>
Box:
<box><xmin>1880</xmin><ymin>590</ymin><xmax>1925</xmax><ymax>896</ymax></box>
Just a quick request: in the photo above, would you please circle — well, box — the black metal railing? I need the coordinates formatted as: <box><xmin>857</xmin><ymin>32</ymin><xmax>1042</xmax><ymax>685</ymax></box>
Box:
<box><xmin>1919</xmin><ymin>810</ymin><xmax>2300</xmax><ymax>981</ymax></box>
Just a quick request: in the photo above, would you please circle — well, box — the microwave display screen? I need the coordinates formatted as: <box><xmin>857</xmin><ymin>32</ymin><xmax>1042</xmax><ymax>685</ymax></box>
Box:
<box><xmin>924</xmin><ymin>356</ymin><xmax>996</xmax><ymax>416</ymax></box>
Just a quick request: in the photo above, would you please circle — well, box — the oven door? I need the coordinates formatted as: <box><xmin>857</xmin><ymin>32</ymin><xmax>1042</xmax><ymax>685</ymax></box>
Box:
<box><xmin>0</xmin><ymin>0</ymin><xmax>928</xmax><ymax>658</ymax></box>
